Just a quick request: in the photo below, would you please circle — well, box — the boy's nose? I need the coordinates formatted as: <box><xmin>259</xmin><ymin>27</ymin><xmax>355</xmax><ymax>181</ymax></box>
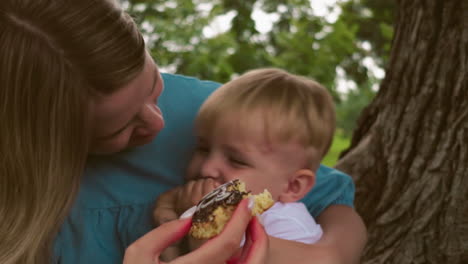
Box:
<box><xmin>200</xmin><ymin>157</ymin><xmax>222</xmax><ymax>180</ymax></box>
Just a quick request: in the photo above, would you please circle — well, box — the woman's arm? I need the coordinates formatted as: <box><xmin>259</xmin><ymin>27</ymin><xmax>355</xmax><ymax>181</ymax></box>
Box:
<box><xmin>267</xmin><ymin>205</ymin><xmax>367</xmax><ymax>264</ymax></box>
<box><xmin>315</xmin><ymin>205</ymin><xmax>367</xmax><ymax>263</ymax></box>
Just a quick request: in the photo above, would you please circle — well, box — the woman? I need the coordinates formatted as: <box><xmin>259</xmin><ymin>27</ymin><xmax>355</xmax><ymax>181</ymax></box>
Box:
<box><xmin>0</xmin><ymin>0</ymin><xmax>366</xmax><ymax>263</ymax></box>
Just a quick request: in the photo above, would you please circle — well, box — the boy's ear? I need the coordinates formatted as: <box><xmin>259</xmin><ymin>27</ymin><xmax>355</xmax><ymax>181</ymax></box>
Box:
<box><xmin>278</xmin><ymin>169</ymin><xmax>316</xmax><ymax>203</ymax></box>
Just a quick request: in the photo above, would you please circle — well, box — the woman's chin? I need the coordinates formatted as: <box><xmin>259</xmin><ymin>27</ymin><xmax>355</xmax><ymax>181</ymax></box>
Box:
<box><xmin>129</xmin><ymin>134</ymin><xmax>158</xmax><ymax>148</ymax></box>
<box><xmin>89</xmin><ymin>145</ymin><xmax>127</xmax><ymax>155</ymax></box>
<box><xmin>89</xmin><ymin>133</ymin><xmax>159</xmax><ymax>155</ymax></box>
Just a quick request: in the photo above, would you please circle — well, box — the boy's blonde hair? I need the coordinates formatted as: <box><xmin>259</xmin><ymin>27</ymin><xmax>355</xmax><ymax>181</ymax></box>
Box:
<box><xmin>196</xmin><ymin>68</ymin><xmax>336</xmax><ymax>169</ymax></box>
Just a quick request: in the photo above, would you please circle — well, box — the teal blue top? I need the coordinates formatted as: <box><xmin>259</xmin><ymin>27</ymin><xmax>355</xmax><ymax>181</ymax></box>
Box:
<box><xmin>53</xmin><ymin>73</ymin><xmax>355</xmax><ymax>263</ymax></box>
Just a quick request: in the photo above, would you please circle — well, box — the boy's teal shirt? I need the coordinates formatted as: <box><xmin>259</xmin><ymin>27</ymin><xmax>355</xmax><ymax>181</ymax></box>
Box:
<box><xmin>53</xmin><ymin>73</ymin><xmax>355</xmax><ymax>263</ymax></box>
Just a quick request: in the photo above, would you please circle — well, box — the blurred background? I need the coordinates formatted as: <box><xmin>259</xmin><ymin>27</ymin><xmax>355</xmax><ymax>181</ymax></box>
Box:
<box><xmin>120</xmin><ymin>0</ymin><xmax>394</xmax><ymax>166</ymax></box>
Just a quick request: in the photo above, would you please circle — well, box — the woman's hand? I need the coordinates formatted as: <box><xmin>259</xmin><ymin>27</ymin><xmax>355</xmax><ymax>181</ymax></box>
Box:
<box><xmin>227</xmin><ymin>216</ymin><xmax>269</xmax><ymax>264</ymax></box>
<box><xmin>126</xmin><ymin>198</ymin><xmax>268</xmax><ymax>264</ymax></box>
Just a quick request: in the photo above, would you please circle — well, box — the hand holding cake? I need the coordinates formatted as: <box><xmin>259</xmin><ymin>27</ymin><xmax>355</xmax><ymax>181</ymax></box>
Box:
<box><xmin>125</xmin><ymin>195</ymin><xmax>268</xmax><ymax>264</ymax></box>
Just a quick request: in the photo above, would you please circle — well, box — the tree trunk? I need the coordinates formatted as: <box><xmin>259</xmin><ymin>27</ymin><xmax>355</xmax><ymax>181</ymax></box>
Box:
<box><xmin>335</xmin><ymin>0</ymin><xmax>468</xmax><ymax>263</ymax></box>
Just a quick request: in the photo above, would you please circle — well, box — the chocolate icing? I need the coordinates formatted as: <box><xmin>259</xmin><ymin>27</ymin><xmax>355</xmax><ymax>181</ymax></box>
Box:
<box><xmin>193</xmin><ymin>179</ymin><xmax>249</xmax><ymax>223</ymax></box>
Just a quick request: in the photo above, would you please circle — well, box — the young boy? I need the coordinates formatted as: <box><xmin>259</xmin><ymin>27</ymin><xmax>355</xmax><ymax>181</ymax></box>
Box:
<box><xmin>154</xmin><ymin>68</ymin><xmax>336</xmax><ymax>258</ymax></box>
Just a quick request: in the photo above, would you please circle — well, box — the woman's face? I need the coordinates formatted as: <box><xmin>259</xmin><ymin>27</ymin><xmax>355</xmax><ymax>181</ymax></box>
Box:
<box><xmin>89</xmin><ymin>53</ymin><xmax>165</xmax><ymax>154</ymax></box>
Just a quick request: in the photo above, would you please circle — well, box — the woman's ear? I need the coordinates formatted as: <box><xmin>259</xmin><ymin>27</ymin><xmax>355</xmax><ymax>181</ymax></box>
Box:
<box><xmin>278</xmin><ymin>169</ymin><xmax>316</xmax><ymax>203</ymax></box>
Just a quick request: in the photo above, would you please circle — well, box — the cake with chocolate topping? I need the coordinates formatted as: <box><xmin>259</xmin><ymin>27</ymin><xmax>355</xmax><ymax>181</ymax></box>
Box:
<box><xmin>189</xmin><ymin>179</ymin><xmax>274</xmax><ymax>239</ymax></box>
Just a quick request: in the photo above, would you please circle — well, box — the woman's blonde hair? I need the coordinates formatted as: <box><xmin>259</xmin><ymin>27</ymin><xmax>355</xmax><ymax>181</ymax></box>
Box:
<box><xmin>0</xmin><ymin>0</ymin><xmax>145</xmax><ymax>263</ymax></box>
<box><xmin>196</xmin><ymin>68</ymin><xmax>336</xmax><ymax>168</ymax></box>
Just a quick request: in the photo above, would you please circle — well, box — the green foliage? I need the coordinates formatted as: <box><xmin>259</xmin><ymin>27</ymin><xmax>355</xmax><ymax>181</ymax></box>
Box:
<box><xmin>119</xmin><ymin>0</ymin><xmax>394</xmax><ymax>137</ymax></box>
<box><xmin>322</xmin><ymin>130</ymin><xmax>350</xmax><ymax>167</ymax></box>
<box><xmin>336</xmin><ymin>81</ymin><xmax>376</xmax><ymax>137</ymax></box>
<box><xmin>339</xmin><ymin>0</ymin><xmax>395</xmax><ymax>67</ymax></box>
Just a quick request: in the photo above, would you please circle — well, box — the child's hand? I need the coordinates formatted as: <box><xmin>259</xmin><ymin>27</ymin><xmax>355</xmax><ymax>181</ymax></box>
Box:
<box><xmin>174</xmin><ymin>178</ymin><xmax>219</xmax><ymax>214</ymax></box>
<box><xmin>153</xmin><ymin>178</ymin><xmax>219</xmax><ymax>226</ymax></box>
<box><xmin>152</xmin><ymin>178</ymin><xmax>219</xmax><ymax>261</ymax></box>
<box><xmin>153</xmin><ymin>187</ymin><xmax>180</xmax><ymax>227</ymax></box>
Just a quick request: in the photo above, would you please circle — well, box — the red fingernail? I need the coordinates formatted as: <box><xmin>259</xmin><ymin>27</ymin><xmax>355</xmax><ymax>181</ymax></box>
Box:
<box><xmin>226</xmin><ymin>257</ymin><xmax>239</xmax><ymax>264</ymax></box>
<box><xmin>248</xmin><ymin>217</ymin><xmax>264</xmax><ymax>241</ymax></box>
<box><xmin>173</xmin><ymin>218</ymin><xmax>192</xmax><ymax>238</ymax></box>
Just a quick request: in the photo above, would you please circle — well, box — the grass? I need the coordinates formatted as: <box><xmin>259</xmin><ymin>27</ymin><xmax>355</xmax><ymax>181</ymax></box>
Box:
<box><xmin>321</xmin><ymin>131</ymin><xmax>351</xmax><ymax>167</ymax></box>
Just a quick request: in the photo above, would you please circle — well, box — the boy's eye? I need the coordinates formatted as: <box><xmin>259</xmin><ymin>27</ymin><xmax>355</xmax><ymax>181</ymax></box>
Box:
<box><xmin>195</xmin><ymin>145</ymin><xmax>209</xmax><ymax>154</ymax></box>
<box><xmin>228</xmin><ymin>157</ymin><xmax>249</xmax><ymax>167</ymax></box>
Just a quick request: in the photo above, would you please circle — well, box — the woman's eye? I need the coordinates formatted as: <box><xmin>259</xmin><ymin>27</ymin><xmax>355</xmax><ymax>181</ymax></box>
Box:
<box><xmin>97</xmin><ymin>131</ymin><xmax>120</xmax><ymax>142</ymax></box>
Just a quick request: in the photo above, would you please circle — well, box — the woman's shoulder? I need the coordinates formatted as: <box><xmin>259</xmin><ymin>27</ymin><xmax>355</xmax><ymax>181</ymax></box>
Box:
<box><xmin>161</xmin><ymin>73</ymin><xmax>221</xmax><ymax>92</ymax></box>
<box><xmin>301</xmin><ymin>165</ymin><xmax>355</xmax><ymax>217</ymax></box>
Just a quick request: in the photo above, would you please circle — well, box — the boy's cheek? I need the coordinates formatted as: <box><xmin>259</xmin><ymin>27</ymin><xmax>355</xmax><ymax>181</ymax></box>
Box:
<box><xmin>185</xmin><ymin>157</ymin><xmax>202</xmax><ymax>180</ymax></box>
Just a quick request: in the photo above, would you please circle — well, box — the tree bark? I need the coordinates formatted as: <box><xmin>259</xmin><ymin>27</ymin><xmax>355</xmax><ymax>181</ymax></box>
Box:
<box><xmin>335</xmin><ymin>0</ymin><xmax>468</xmax><ymax>263</ymax></box>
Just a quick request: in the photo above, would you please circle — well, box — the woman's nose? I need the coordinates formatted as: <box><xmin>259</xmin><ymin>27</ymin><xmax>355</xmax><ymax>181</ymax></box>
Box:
<box><xmin>134</xmin><ymin>103</ymin><xmax>164</xmax><ymax>137</ymax></box>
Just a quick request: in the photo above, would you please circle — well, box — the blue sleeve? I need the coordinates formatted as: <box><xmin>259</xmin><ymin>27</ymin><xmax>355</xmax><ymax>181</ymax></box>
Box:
<box><xmin>300</xmin><ymin>165</ymin><xmax>355</xmax><ymax>218</ymax></box>
<box><xmin>54</xmin><ymin>202</ymin><xmax>155</xmax><ymax>263</ymax></box>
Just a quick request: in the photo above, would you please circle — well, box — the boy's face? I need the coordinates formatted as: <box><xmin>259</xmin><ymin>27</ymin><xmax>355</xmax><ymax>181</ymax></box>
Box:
<box><xmin>186</xmin><ymin>119</ymin><xmax>311</xmax><ymax>201</ymax></box>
